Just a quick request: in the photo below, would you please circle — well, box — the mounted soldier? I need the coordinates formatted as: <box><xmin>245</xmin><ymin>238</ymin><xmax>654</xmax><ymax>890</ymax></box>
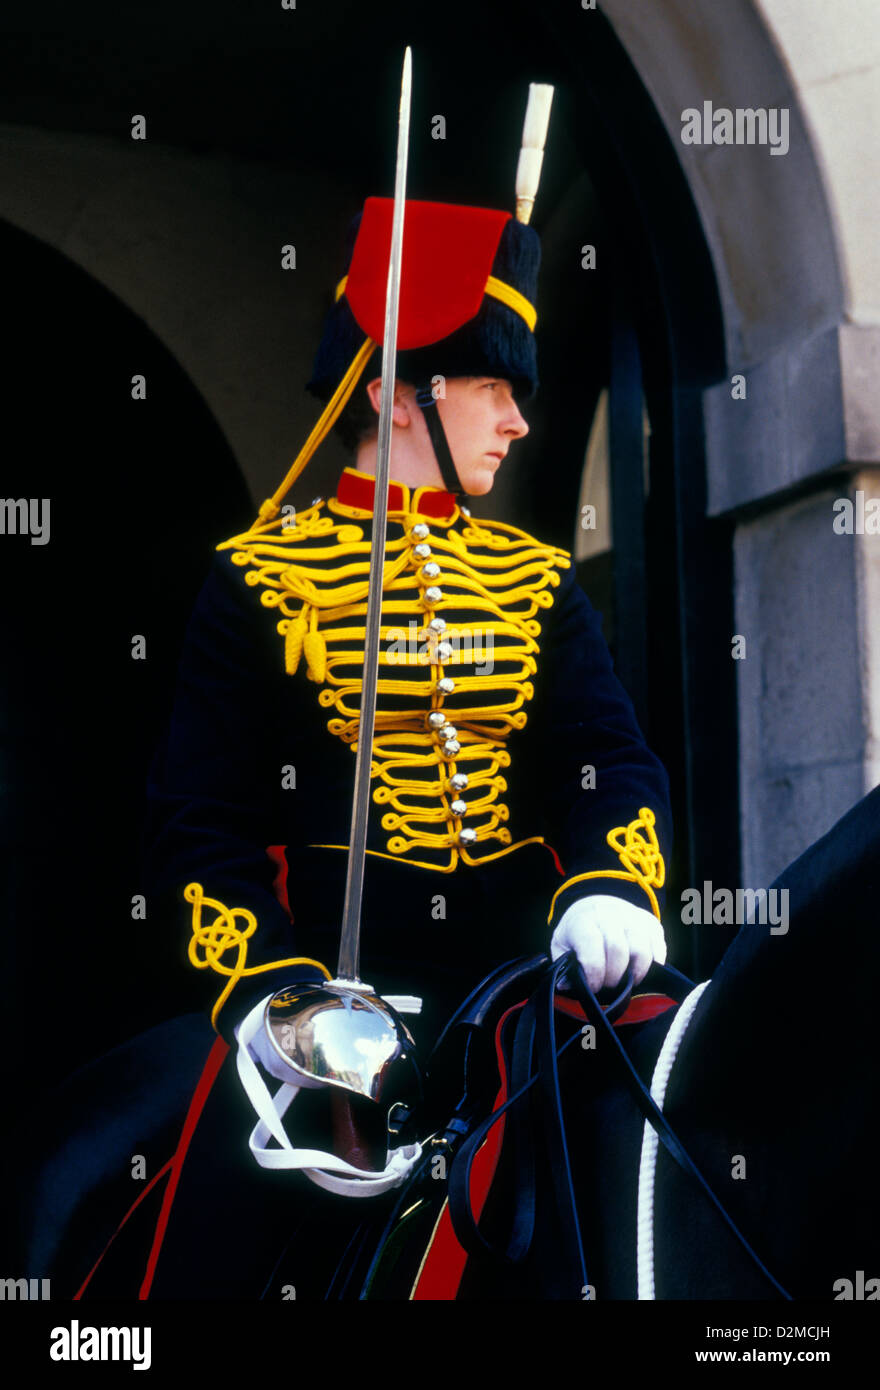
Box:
<box><xmin>19</xmin><ymin>57</ymin><xmax>877</xmax><ymax>1310</ymax></box>
<box><xmin>133</xmin><ymin>62</ymin><xmax>676</xmax><ymax>1296</ymax></box>
<box><xmin>24</xmin><ymin>61</ymin><xmax>679</xmax><ymax>1301</ymax></box>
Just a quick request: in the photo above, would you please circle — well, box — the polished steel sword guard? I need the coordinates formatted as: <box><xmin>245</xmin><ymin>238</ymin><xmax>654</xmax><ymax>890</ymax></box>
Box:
<box><xmin>264</xmin><ymin>981</ymin><xmax>417</xmax><ymax>1103</ymax></box>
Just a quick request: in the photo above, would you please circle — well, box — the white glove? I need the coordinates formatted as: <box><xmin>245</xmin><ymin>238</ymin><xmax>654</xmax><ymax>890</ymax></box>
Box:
<box><xmin>550</xmin><ymin>894</ymin><xmax>667</xmax><ymax>993</ymax></box>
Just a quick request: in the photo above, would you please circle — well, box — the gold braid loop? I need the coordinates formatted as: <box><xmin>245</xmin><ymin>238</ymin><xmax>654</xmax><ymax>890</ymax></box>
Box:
<box><xmin>606</xmin><ymin>806</ymin><xmax>665</xmax><ymax>892</ymax></box>
<box><xmin>546</xmin><ymin>807</ymin><xmax>666</xmax><ymax>924</ymax></box>
<box><xmin>185</xmin><ymin>882</ymin><xmax>331</xmax><ymax>1032</ymax></box>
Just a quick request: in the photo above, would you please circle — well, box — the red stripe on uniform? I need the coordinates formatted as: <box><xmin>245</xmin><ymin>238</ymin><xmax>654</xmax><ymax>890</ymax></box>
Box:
<box><xmin>73</xmin><ymin>1157</ymin><xmax>175</xmax><ymax>1300</ymax></box>
<box><xmin>265</xmin><ymin>844</ymin><xmax>292</xmax><ymax>920</ymax></box>
<box><xmin>138</xmin><ymin>1035</ymin><xmax>229</xmax><ymax>1300</ymax></box>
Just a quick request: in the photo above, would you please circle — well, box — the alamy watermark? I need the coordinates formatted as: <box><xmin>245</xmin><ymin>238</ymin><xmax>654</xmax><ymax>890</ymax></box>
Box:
<box><xmin>0</xmin><ymin>1276</ymin><xmax>50</xmax><ymax>1300</ymax></box>
<box><xmin>681</xmin><ymin>881</ymin><xmax>789</xmax><ymax>935</ymax></box>
<box><xmin>833</xmin><ymin>1271</ymin><xmax>879</xmax><ymax>1300</ymax></box>
<box><xmin>832</xmin><ymin>491</ymin><xmax>880</xmax><ymax>534</ymax></box>
<box><xmin>681</xmin><ymin>102</ymin><xmax>789</xmax><ymax>156</ymax></box>
<box><xmin>0</xmin><ymin>497</ymin><xmax>50</xmax><ymax>545</ymax></box>
<box><xmin>385</xmin><ymin>621</ymin><xmax>495</xmax><ymax>675</ymax></box>
<box><xmin>50</xmin><ymin>1320</ymin><xmax>151</xmax><ymax>1370</ymax></box>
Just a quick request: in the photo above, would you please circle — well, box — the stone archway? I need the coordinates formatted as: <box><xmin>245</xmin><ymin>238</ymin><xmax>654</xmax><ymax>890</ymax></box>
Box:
<box><xmin>595</xmin><ymin>0</ymin><xmax>880</xmax><ymax>887</ymax></box>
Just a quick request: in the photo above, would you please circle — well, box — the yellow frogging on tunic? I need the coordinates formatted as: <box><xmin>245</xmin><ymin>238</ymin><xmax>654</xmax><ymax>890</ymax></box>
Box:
<box><xmin>546</xmin><ymin>807</ymin><xmax>666</xmax><ymax>923</ymax></box>
<box><xmin>185</xmin><ymin>882</ymin><xmax>332</xmax><ymax>1032</ymax></box>
<box><xmin>217</xmin><ymin>484</ymin><xmax>572</xmax><ymax>873</ymax></box>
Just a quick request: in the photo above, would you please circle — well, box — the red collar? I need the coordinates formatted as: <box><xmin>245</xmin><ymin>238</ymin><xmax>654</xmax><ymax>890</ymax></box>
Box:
<box><xmin>336</xmin><ymin>467</ymin><xmax>459</xmax><ymax>520</ymax></box>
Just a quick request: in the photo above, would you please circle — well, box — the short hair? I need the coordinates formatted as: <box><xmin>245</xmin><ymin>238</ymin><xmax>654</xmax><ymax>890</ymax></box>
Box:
<box><xmin>334</xmin><ymin>379</ymin><xmax>378</xmax><ymax>452</ymax></box>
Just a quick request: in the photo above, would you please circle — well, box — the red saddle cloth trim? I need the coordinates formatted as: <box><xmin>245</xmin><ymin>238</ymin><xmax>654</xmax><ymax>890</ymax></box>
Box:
<box><xmin>411</xmin><ymin>990</ymin><xmax>677</xmax><ymax>1299</ymax></box>
<box><xmin>345</xmin><ymin>198</ymin><xmax>511</xmax><ymax>349</ymax></box>
<box><xmin>411</xmin><ymin>999</ymin><xmax>522</xmax><ymax>1301</ymax></box>
<box><xmin>552</xmin><ymin>991</ymin><xmax>676</xmax><ymax>1028</ymax></box>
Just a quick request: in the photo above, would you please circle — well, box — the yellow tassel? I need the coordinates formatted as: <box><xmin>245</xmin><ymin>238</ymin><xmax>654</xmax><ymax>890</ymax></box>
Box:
<box><xmin>284</xmin><ymin>616</ymin><xmax>307</xmax><ymax>675</ymax></box>
<box><xmin>304</xmin><ymin>609</ymin><xmax>327</xmax><ymax>683</ymax></box>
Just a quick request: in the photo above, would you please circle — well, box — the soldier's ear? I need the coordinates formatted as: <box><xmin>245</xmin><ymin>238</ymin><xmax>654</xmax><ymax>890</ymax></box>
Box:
<box><xmin>365</xmin><ymin>376</ymin><xmax>411</xmax><ymax>429</ymax></box>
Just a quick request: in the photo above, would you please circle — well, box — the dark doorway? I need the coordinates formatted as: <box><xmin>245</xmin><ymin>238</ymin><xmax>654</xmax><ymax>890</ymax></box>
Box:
<box><xmin>0</xmin><ymin>221</ymin><xmax>252</xmax><ymax>1112</ymax></box>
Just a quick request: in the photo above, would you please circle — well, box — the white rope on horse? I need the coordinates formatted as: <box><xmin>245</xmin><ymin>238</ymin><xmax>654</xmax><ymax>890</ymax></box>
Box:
<box><xmin>636</xmin><ymin>981</ymin><xmax>711</xmax><ymax>1300</ymax></box>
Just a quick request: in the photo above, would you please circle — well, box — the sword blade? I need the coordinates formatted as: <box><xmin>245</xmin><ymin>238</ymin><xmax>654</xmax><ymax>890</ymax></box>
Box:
<box><xmin>337</xmin><ymin>47</ymin><xmax>412</xmax><ymax>983</ymax></box>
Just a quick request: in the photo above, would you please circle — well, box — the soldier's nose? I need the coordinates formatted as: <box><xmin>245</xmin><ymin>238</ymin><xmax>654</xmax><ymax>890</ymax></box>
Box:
<box><xmin>505</xmin><ymin>402</ymin><xmax>529</xmax><ymax>438</ymax></box>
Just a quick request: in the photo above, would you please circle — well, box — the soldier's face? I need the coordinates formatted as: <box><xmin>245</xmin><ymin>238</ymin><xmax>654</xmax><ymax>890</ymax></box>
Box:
<box><xmin>437</xmin><ymin>377</ymin><xmax>529</xmax><ymax>495</ymax></box>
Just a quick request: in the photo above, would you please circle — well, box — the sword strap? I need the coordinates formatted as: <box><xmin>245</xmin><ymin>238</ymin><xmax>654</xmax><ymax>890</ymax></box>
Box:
<box><xmin>235</xmin><ymin>994</ymin><xmax>422</xmax><ymax>1196</ymax></box>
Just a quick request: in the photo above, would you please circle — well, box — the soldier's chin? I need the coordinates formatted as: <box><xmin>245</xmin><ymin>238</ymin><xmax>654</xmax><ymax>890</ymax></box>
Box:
<box><xmin>464</xmin><ymin>464</ymin><xmax>497</xmax><ymax>496</ymax></box>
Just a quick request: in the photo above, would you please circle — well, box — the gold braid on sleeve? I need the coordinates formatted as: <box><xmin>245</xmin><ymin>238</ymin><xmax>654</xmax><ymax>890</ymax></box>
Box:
<box><xmin>546</xmin><ymin>807</ymin><xmax>666</xmax><ymax>924</ymax></box>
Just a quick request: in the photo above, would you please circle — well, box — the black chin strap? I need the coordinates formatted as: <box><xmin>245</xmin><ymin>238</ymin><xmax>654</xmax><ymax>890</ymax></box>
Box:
<box><xmin>415</xmin><ymin>383</ymin><xmax>465</xmax><ymax>500</ymax></box>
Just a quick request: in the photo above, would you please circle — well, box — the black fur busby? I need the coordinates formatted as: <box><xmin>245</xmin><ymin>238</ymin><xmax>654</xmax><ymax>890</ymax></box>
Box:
<box><xmin>308</xmin><ymin>204</ymin><xmax>541</xmax><ymax>435</ymax></box>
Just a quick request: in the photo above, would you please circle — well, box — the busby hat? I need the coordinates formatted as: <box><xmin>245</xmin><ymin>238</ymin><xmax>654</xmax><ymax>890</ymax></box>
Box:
<box><xmin>309</xmin><ymin>198</ymin><xmax>541</xmax><ymax>403</ymax></box>
<box><xmin>249</xmin><ymin>83</ymin><xmax>553</xmax><ymax>524</ymax></box>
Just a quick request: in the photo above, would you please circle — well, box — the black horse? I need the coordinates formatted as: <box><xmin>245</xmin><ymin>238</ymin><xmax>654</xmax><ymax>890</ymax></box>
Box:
<box><xmin>14</xmin><ymin>786</ymin><xmax>880</xmax><ymax>1301</ymax></box>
